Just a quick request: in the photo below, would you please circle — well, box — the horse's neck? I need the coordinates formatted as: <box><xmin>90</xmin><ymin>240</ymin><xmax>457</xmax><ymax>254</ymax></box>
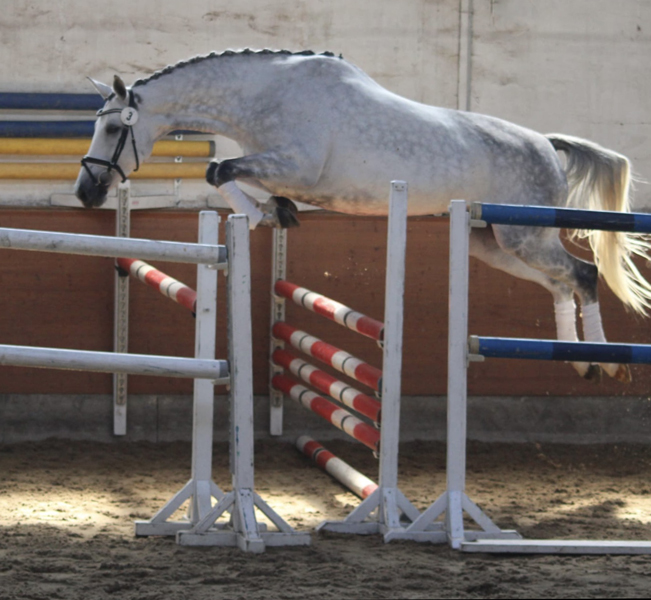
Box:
<box><xmin>137</xmin><ymin>58</ymin><xmax>267</xmax><ymax>141</ymax></box>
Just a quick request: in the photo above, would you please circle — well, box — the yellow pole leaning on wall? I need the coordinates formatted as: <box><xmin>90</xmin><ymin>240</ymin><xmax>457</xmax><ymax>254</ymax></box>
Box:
<box><xmin>0</xmin><ymin>162</ymin><xmax>208</xmax><ymax>180</ymax></box>
<box><xmin>0</xmin><ymin>138</ymin><xmax>215</xmax><ymax>157</ymax></box>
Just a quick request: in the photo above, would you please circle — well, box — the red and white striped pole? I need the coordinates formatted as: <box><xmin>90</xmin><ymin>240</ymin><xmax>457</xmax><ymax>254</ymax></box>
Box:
<box><xmin>272</xmin><ymin>322</ymin><xmax>382</xmax><ymax>393</ymax></box>
<box><xmin>116</xmin><ymin>257</ymin><xmax>197</xmax><ymax>313</ymax></box>
<box><xmin>296</xmin><ymin>435</ymin><xmax>378</xmax><ymax>499</ymax></box>
<box><xmin>272</xmin><ymin>348</ymin><xmax>381</xmax><ymax>423</ymax></box>
<box><xmin>272</xmin><ymin>374</ymin><xmax>380</xmax><ymax>451</ymax></box>
<box><xmin>274</xmin><ymin>280</ymin><xmax>384</xmax><ymax>342</ymax></box>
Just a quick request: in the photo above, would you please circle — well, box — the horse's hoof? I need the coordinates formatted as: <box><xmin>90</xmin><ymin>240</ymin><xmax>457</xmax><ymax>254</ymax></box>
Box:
<box><xmin>613</xmin><ymin>364</ymin><xmax>632</xmax><ymax>384</ymax></box>
<box><xmin>583</xmin><ymin>363</ymin><xmax>603</xmax><ymax>383</ymax></box>
<box><xmin>276</xmin><ymin>207</ymin><xmax>300</xmax><ymax>228</ymax></box>
<box><xmin>270</xmin><ymin>196</ymin><xmax>300</xmax><ymax>228</ymax></box>
<box><xmin>206</xmin><ymin>161</ymin><xmax>219</xmax><ymax>185</ymax></box>
<box><xmin>271</xmin><ymin>196</ymin><xmax>298</xmax><ymax>215</ymax></box>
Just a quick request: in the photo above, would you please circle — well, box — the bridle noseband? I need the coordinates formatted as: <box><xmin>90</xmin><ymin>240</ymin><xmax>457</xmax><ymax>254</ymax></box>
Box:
<box><xmin>81</xmin><ymin>89</ymin><xmax>140</xmax><ymax>185</ymax></box>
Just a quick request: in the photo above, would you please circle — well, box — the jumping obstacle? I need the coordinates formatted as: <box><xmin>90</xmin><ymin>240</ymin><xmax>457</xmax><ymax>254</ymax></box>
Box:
<box><xmin>296</xmin><ymin>435</ymin><xmax>379</xmax><ymax>500</ymax></box>
<box><xmin>419</xmin><ymin>199</ymin><xmax>651</xmax><ymax>554</ymax></box>
<box><xmin>269</xmin><ymin>181</ymin><xmax>445</xmax><ymax>543</ymax></box>
<box><xmin>0</xmin><ymin>210</ymin><xmax>309</xmax><ymax>552</ymax></box>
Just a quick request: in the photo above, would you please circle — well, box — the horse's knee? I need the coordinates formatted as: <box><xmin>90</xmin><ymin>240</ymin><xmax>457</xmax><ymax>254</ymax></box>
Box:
<box><xmin>206</xmin><ymin>159</ymin><xmax>241</xmax><ymax>187</ymax></box>
<box><xmin>206</xmin><ymin>160</ymin><xmax>219</xmax><ymax>185</ymax></box>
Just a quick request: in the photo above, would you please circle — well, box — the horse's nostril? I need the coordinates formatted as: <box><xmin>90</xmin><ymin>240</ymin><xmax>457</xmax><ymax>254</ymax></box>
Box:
<box><xmin>75</xmin><ymin>179</ymin><xmax>107</xmax><ymax>208</ymax></box>
<box><xmin>75</xmin><ymin>187</ymin><xmax>89</xmax><ymax>205</ymax></box>
<box><xmin>98</xmin><ymin>170</ymin><xmax>113</xmax><ymax>186</ymax></box>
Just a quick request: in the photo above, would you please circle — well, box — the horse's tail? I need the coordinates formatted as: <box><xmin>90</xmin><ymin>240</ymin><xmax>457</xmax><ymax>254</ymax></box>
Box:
<box><xmin>547</xmin><ymin>133</ymin><xmax>651</xmax><ymax>315</ymax></box>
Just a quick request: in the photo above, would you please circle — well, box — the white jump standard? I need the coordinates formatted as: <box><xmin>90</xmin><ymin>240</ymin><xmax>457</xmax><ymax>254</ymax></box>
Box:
<box><xmin>435</xmin><ymin>199</ymin><xmax>651</xmax><ymax>554</ymax></box>
<box><xmin>176</xmin><ymin>213</ymin><xmax>310</xmax><ymax>550</ymax></box>
<box><xmin>270</xmin><ymin>181</ymin><xmax>446</xmax><ymax>543</ymax></box>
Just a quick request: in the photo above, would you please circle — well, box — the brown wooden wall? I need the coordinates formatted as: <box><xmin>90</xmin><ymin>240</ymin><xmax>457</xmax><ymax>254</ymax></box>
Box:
<box><xmin>1</xmin><ymin>208</ymin><xmax>650</xmax><ymax>397</ymax></box>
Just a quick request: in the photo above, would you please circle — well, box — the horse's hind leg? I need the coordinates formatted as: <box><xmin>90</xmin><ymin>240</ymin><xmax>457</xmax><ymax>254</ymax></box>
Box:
<box><xmin>490</xmin><ymin>224</ymin><xmax>632</xmax><ymax>382</ymax></box>
<box><xmin>470</xmin><ymin>227</ymin><xmax>600</xmax><ymax>381</ymax></box>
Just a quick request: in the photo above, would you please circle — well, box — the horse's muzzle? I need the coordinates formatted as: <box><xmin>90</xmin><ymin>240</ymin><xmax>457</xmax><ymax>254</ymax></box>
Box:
<box><xmin>74</xmin><ymin>175</ymin><xmax>109</xmax><ymax>208</ymax></box>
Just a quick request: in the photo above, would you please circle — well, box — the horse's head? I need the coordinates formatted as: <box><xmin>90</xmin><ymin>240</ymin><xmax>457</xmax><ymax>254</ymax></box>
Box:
<box><xmin>75</xmin><ymin>75</ymin><xmax>156</xmax><ymax>207</ymax></box>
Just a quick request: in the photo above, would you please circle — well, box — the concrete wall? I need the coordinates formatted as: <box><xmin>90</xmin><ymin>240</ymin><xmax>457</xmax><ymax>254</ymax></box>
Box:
<box><xmin>470</xmin><ymin>1</ymin><xmax>651</xmax><ymax>204</ymax></box>
<box><xmin>2</xmin><ymin>0</ymin><xmax>650</xmax><ymax>205</ymax></box>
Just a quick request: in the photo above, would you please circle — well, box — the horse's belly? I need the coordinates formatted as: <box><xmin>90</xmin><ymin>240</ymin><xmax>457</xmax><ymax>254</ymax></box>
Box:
<box><xmin>282</xmin><ymin>154</ymin><xmax>482</xmax><ymax>216</ymax></box>
<box><xmin>283</xmin><ymin>179</ymin><xmax>459</xmax><ymax>217</ymax></box>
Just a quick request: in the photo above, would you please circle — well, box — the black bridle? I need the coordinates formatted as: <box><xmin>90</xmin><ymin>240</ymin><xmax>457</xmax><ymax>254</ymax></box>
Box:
<box><xmin>81</xmin><ymin>89</ymin><xmax>140</xmax><ymax>185</ymax></box>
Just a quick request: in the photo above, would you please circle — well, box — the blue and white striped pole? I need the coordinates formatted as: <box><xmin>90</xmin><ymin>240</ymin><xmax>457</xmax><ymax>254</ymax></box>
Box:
<box><xmin>470</xmin><ymin>336</ymin><xmax>651</xmax><ymax>364</ymax></box>
<box><xmin>472</xmin><ymin>203</ymin><xmax>651</xmax><ymax>234</ymax></box>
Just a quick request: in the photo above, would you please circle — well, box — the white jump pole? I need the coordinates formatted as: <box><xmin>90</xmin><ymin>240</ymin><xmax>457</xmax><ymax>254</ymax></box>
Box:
<box><xmin>0</xmin><ymin>344</ymin><xmax>228</xmax><ymax>380</ymax></box>
<box><xmin>0</xmin><ymin>225</ymin><xmax>226</xmax><ymax>266</ymax></box>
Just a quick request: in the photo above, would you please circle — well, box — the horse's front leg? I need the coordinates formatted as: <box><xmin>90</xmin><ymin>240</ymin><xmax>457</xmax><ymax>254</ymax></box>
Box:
<box><xmin>206</xmin><ymin>152</ymin><xmax>304</xmax><ymax>229</ymax></box>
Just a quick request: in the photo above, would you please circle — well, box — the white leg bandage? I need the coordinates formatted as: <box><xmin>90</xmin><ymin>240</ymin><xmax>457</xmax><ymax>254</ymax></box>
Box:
<box><xmin>554</xmin><ymin>299</ymin><xmax>578</xmax><ymax>341</ymax></box>
<box><xmin>555</xmin><ymin>299</ymin><xmax>593</xmax><ymax>378</ymax></box>
<box><xmin>582</xmin><ymin>302</ymin><xmax>607</xmax><ymax>343</ymax></box>
<box><xmin>218</xmin><ymin>181</ymin><xmax>265</xmax><ymax>229</ymax></box>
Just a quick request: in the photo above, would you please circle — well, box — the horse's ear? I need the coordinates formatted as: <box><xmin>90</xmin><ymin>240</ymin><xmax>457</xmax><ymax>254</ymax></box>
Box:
<box><xmin>113</xmin><ymin>75</ymin><xmax>128</xmax><ymax>100</ymax></box>
<box><xmin>87</xmin><ymin>77</ymin><xmax>113</xmax><ymax>99</ymax></box>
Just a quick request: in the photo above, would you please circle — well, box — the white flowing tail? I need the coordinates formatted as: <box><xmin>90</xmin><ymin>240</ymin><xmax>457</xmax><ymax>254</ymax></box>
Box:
<box><xmin>547</xmin><ymin>133</ymin><xmax>651</xmax><ymax>315</ymax></box>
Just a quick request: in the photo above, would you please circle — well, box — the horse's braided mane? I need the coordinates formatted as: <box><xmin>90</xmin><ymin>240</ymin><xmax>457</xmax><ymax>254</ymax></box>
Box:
<box><xmin>132</xmin><ymin>49</ymin><xmax>342</xmax><ymax>88</ymax></box>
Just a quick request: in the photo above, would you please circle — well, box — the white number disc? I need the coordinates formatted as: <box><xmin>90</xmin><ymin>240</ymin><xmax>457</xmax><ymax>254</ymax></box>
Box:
<box><xmin>120</xmin><ymin>107</ymin><xmax>139</xmax><ymax>126</ymax></box>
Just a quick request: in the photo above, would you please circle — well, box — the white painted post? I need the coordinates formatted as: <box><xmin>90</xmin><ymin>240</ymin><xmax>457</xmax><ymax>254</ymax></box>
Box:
<box><xmin>113</xmin><ymin>181</ymin><xmax>130</xmax><ymax>436</ymax></box>
<box><xmin>188</xmin><ymin>211</ymin><xmax>221</xmax><ymax>522</ymax></box>
<box><xmin>269</xmin><ymin>227</ymin><xmax>287</xmax><ymax>435</ymax></box>
<box><xmin>446</xmin><ymin>199</ymin><xmax>471</xmax><ymax>548</ymax></box>
<box><xmin>226</xmin><ymin>214</ymin><xmax>264</xmax><ymax>551</ymax></box>
<box><xmin>378</xmin><ymin>180</ymin><xmax>408</xmax><ymax>529</ymax></box>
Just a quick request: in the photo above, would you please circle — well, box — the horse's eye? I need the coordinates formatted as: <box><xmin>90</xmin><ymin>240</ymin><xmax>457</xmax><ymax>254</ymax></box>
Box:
<box><xmin>105</xmin><ymin>124</ymin><xmax>121</xmax><ymax>135</ymax></box>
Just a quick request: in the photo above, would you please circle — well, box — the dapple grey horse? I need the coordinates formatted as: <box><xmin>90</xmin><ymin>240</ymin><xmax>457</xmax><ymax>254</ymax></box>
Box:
<box><xmin>75</xmin><ymin>49</ymin><xmax>651</xmax><ymax>383</ymax></box>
